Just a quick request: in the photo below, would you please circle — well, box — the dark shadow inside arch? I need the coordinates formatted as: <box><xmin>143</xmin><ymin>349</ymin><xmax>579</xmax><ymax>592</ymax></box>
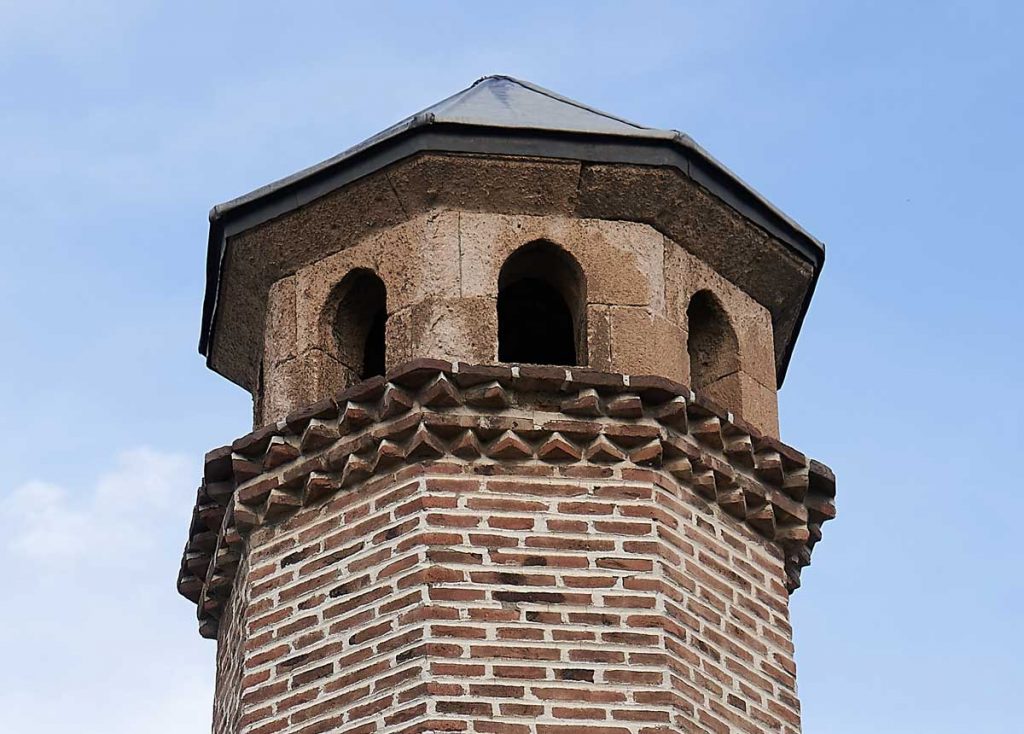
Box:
<box><xmin>498</xmin><ymin>241</ymin><xmax>585</xmax><ymax>366</ymax></box>
<box><xmin>332</xmin><ymin>268</ymin><xmax>388</xmax><ymax>380</ymax></box>
<box><xmin>686</xmin><ymin>289</ymin><xmax>739</xmax><ymax>390</ymax></box>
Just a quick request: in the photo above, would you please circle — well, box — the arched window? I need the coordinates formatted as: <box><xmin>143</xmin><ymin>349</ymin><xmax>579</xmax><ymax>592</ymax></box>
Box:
<box><xmin>331</xmin><ymin>268</ymin><xmax>388</xmax><ymax>380</ymax></box>
<box><xmin>686</xmin><ymin>290</ymin><xmax>739</xmax><ymax>392</ymax></box>
<box><xmin>498</xmin><ymin>241</ymin><xmax>585</xmax><ymax>366</ymax></box>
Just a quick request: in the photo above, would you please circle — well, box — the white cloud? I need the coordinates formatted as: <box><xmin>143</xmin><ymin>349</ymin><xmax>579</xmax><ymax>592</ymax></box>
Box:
<box><xmin>0</xmin><ymin>446</ymin><xmax>214</xmax><ymax>733</ymax></box>
<box><xmin>0</xmin><ymin>447</ymin><xmax>192</xmax><ymax>565</ymax></box>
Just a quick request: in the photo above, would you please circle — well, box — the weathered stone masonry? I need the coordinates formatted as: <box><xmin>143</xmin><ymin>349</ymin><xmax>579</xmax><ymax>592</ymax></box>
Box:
<box><xmin>179</xmin><ymin>361</ymin><xmax>835</xmax><ymax>734</ymax></box>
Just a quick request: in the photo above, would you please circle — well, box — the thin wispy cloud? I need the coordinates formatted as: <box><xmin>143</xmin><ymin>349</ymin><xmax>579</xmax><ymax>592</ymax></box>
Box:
<box><xmin>0</xmin><ymin>447</ymin><xmax>212</xmax><ymax>733</ymax></box>
<box><xmin>1</xmin><ymin>447</ymin><xmax>190</xmax><ymax>565</ymax></box>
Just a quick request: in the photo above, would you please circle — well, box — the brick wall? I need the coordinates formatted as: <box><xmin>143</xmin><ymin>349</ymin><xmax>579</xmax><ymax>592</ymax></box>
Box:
<box><xmin>222</xmin><ymin>466</ymin><xmax>799</xmax><ymax>734</ymax></box>
<box><xmin>179</xmin><ymin>362</ymin><xmax>835</xmax><ymax>734</ymax></box>
<box><xmin>214</xmin><ymin>557</ymin><xmax>250</xmax><ymax>734</ymax></box>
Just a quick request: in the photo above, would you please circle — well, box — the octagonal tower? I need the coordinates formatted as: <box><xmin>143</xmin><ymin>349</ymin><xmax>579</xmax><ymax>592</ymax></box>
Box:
<box><xmin>180</xmin><ymin>76</ymin><xmax>836</xmax><ymax>734</ymax></box>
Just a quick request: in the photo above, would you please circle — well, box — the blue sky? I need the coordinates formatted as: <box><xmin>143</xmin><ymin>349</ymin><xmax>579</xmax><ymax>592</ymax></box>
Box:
<box><xmin>1</xmin><ymin>1</ymin><xmax>1021</xmax><ymax>732</ymax></box>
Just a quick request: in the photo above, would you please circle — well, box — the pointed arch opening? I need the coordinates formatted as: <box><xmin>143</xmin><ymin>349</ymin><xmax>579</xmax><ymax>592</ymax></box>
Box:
<box><xmin>331</xmin><ymin>268</ymin><xmax>388</xmax><ymax>380</ymax></box>
<box><xmin>687</xmin><ymin>290</ymin><xmax>739</xmax><ymax>392</ymax></box>
<box><xmin>497</xmin><ymin>241</ymin><xmax>586</xmax><ymax>366</ymax></box>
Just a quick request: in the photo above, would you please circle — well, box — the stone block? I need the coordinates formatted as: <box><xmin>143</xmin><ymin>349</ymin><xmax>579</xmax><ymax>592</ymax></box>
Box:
<box><xmin>387</xmin><ymin>296</ymin><xmax>498</xmax><ymax>366</ymax></box>
<box><xmin>700</xmin><ymin>370</ymin><xmax>780</xmax><ymax>437</ymax></box>
<box><xmin>739</xmin><ymin>371</ymin><xmax>780</xmax><ymax>437</ymax></box>
<box><xmin>263</xmin><ymin>275</ymin><xmax>297</xmax><ymax>367</ymax></box>
<box><xmin>261</xmin><ymin>349</ymin><xmax>350</xmax><ymax>425</ymax></box>
<box><xmin>585</xmin><ymin>304</ymin><xmax>612</xmax><ymax>371</ymax></box>
<box><xmin>608</xmin><ymin>306</ymin><xmax>687</xmax><ymax>383</ymax></box>
<box><xmin>389</xmin><ymin>153</ymin><xmax>582</xmax><ymax>216</ymax></box>
<box><xmin>375</xmin><ymin>208</ymin><xmax>461</xmax><ymax>313</ymax></box>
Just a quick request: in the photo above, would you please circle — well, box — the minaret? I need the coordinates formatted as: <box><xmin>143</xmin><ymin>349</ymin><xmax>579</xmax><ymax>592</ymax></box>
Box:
<box><xmin>179</xmin><ymin>76</ymin><xmax>836</xmax><ymax>734</ymax></box>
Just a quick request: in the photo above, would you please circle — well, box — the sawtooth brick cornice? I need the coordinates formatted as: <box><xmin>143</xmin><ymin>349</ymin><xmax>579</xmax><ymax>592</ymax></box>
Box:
<box><xmin>177</xmin><ymin>360</ymin><xmax>835</xmax><ymax>638</ymax></box>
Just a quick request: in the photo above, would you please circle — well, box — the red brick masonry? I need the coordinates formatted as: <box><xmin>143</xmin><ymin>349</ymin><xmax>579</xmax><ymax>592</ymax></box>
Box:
<box><xmin>178</xmin><ymin>360</ymin><xmax>835</xmax><ymax>734</ymax></box>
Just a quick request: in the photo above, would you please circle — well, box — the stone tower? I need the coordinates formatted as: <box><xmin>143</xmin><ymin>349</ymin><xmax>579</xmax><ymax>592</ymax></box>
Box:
<box><xmin>178</xmin><ymin>76</ymin><xmax>836</xmax><ymax>734</ymax></box>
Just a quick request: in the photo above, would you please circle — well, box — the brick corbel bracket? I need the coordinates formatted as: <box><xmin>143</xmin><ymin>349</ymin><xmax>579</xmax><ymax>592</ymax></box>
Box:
<box><xmin>177</xmin><ymin>360</ymin><xmax>835</xmax><ymax>639</ymax></box>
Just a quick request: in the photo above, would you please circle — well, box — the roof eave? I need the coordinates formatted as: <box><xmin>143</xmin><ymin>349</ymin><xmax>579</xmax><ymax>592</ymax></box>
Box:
<box><xmin>199</xmin><ymin>121</ymin><xmax>824</xmax><ymax>386</ymax></box>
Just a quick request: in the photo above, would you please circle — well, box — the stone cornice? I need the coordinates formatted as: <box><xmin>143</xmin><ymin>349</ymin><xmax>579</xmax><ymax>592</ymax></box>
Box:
<box><xmin>177</xmin><ymin>360</ymin><xmax>835</xmax><ymax>638</ymax></box>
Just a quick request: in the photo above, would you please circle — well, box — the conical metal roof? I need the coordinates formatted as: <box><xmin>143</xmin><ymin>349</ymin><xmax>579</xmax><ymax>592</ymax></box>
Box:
<box><xmin>408</xmin><ymin>75</ymin><xmax>661</xmax><ymax>136</ymax></box>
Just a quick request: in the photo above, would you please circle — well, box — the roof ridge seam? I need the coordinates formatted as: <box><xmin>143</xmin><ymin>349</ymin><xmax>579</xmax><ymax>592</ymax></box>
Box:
<box><xmin>497</xmin><ymin>75</ymin><xmax>651</xmax><ymax>131</ymax></box>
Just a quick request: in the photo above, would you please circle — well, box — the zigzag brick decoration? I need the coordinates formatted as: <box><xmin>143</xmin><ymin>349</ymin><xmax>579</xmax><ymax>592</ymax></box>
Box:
<box><xmin>177</xmin><ymin>360</ymin><xmax>834</xmax><ymax>734</ymax></box>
